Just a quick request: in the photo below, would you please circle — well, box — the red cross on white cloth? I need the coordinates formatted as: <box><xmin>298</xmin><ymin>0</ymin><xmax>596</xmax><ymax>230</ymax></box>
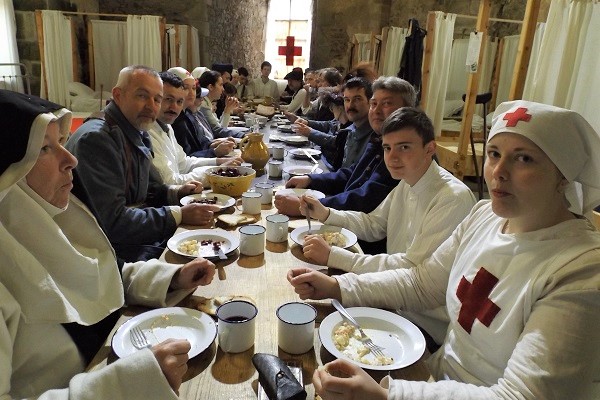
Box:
<box><xmin>456</xmin><ymin>267</ymin><xmax>501</xmax><ymax>333</ymax></box>
<box><xmin>278</xmin><ymin>36</ymin><xmax>303</xmax><ymax>66</ymax></box>
<box><xmin>503</xmin><ymin>107</ymin><xmax>532</xmax><ymax>127</ymax></box>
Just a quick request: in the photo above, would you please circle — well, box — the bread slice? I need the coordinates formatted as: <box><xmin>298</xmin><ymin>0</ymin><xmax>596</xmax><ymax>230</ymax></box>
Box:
<box><xmin>196</xmin><ymin>295</ymin><xmax>255</xmax><ymax>316</ymax></box>
<box><xmin>217</xmin><ymin>214</ymin><xmax>256</xmax><ymax>227</ymax></box>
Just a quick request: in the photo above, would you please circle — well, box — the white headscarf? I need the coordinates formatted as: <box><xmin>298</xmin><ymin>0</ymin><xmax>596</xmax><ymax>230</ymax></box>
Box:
<box><xmin>0</xmin><ymin>90</ymin><xmax>124</xmax><ymax>325</ymax></box>
<box><xmin>489</xmin><ymin>100</ymin><xmax>600</xmax><ymax>216</ymax></box>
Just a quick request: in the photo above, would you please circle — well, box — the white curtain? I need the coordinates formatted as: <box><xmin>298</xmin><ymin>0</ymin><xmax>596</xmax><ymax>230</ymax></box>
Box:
<box><xmin>190</xmin><ymin>26</ymin><xmax>201</xmax><ymax>69</ymax></box>
<box><xmin>523</xmin><ymin>0</ymin><xmax>600</xmax><ymax>132</ymax></box>
<box><xmin>445</xmin><ymin>38</ymin><xmax>495</xmax><ymax>100</ymax></box>
<box><xmin>126</xmin><ymin>15</ymin><xmax>162</xmax><ymax>70</ymax></box>
<box><xmin>522</xmin><ymin>22</ymin><xmax>546</xmax><ymax>99</ymax></box>
<box><xmin>381</xmin><ymin>27</ymin><xmax>409</xmax><ymax>76</ymax></box>
<box><xmin>354</xmin><ymin>33</ymin><xmax>372</xmax><ymax>62</ymax></box>
<box><xmin>495</xmin><ymin>35</ymin><xmax>520</xmax><ymax>108</ymax></box>
<box><xmin>423</xmin><ymin>12</ymin><xmax>456</xmax><ymax>136</ymax></box>
<box><xmin>0</xmin><ymin>0</ymin><xmax>24</xmax><ymax>92</ymax></box>
<box><xmin>41</xmin><ymin>10</ymin><xmax>73</xmax><ymax>105</ymax></box>
<box><xmin>91</xmin><ymin>20</ymin><xmax>127</xmax><ymax>92</ymax></box>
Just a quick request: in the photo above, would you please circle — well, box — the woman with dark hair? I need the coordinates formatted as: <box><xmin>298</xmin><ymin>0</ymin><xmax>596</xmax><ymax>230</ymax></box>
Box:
<box><xmin>198</xmin><ymin>70</ymin><xmax>239</xmax><ymax>132</ymax></box>
<box><xmin>279</xmin><ymin>69</ymin><xmax>307</xmax><ymax>115</ymax></box>
<box><xmin>290</xmin><ymin>89</ymin><xmax>351</xmax><ymax>171</ymax></box>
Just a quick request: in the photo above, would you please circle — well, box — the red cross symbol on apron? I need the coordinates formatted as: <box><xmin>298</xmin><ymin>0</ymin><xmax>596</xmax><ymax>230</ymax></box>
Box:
<box><xmin>456</xmin><ymin>267</ymin><xmax>501</xmax><ymax>333</ymax></box>
<box><xmin>278</xmin><ymin>36</ymin><xmax>303</xmax><ymax>66</ymax></box>
<box><xmin>503</xmin><ymin>107</ymin><xmax>532</xmax><ymax>127</ymax></box>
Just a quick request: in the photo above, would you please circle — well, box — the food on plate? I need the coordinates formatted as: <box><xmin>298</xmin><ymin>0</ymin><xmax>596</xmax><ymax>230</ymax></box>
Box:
<box><xmin>177</xmin><ymin>239</ymin><xmax>225</xmax><ymax>256</ymax></box>
<box><xmin>217</xmin><ymin>214</ymin><xmax>256</xmax><ymax>227</ymax></box>
<box><xmin>188</xmin><ymin>196</ymin><xmax>218</xmax><ymax>205</ymax></box>
<box><xmin>314</xmin><ymin>231</ymin><xmax>346</xmax><ymax>247</ymax></box>
<box><xmin>211</xmin><ymin>167</ymin><xmax>248</xmax><ymax>177</ymax></box>
<box><xmin>332</xmin><ymin>322</ymin><xmax>394</xmax><ymax>366</ymax></box>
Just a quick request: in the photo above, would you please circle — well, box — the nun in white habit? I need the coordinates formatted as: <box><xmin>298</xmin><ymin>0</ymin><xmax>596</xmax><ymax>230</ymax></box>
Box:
<box><xmin>0</xmin><ymin>89</ymin><xmax>216</xmax><ymax>399</ymax></box>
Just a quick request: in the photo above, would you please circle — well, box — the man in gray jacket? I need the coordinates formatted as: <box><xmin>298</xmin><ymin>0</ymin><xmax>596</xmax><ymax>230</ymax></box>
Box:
<box><xmin>66</xmin><ymin>65</ymin><xmax>218</xmax><ymax>262</ymax></box>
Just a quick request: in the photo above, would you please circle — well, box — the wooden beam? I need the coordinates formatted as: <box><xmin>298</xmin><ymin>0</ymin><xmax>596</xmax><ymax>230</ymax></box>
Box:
<box><xmin>86</xmin><ymin>18</ymin><xmax>95</xmax><ymax>90</ymax></box>
<box><xmin>160</xmin><ymin>17</ymin><xmax>167</xmax><ymax>70</ymax></box>
<box><xmin>509</xmin><ymin>0</ymin><xmax>541</xmax><ymax>100</ymax></box>
<box><xmin>456</xmin><ymin>0</ymin><xmax>491</xmax><ymax>180</ymax></box>
<box><xmin>420</xmin><ymin>11</ymin><xmax>437</xmax><ymax>111</ymax></box>
<box><xmin>35</xmin><ymin>11</ymin><xmax>47</xmax><ymax>98</ymax></box>
<box><xmin>69</xmin><ymin>17</ymin><xmax>79</xmax><ymax>83</ymax></box>
<box><xmin>489</xmin><ymin>37</ymin><xmax>504</xmax><ymax>110</ymax></box>
<box><xmin>175</xmin><ymin>25</ymin><xmax>181</xmax><ymax>67</ymax></box>
<box><xmin>187</xmin><ymin>26</ymin><xmax>193</xmax><ymax>70</ymax></box>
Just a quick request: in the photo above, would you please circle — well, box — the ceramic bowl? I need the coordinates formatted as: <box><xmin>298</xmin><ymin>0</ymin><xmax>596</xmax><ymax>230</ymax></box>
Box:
<box><xmin>206</xmin><ymin>166</ymin><xmax>256</xmax><ymax>197</ymax></box>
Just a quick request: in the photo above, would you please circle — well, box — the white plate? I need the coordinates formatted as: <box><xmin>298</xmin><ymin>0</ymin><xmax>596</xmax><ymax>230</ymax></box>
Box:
<box><xmin>319</xmin><ymin>307</ymin><xmax>426</xmax><ymax>370</ymax></box>
<box><xmin>289</xmin><ymin>148</ymin><xmax>322</xmax><ymax>160</ymax></box>
<box><xmin>180</xmin><ymin>193</ymin><xmax>235</xmax><ymax>208</ymax></box>
<box><xmin>281</xmin><ymin>136</ymin><xmax>309</xmax><ymax>145</ymax></box>
<box><xmin>283</xmin><ymin>165</ymin><xmax>323</xmax><ymax>175</ymax></box>
<box><xmin>277</xmin><ymin>124</ymin><xmax>294</xmax><ymax>133</ymax></box>
<box><xmin>290</xmin><ymin>225</ymin><xmax>358</xmax><ymax>249</ymax></box>
<box><xmin>268</xmin><ymin>134</ymin><xmax>283</xmax><ymax>142</ymax></box>
<box><xmin>275</xmin><ymin>188</ymin><xmax>326</xmax><ymax>199</ymax></box>
<box><xmin>167</xmin><ymin>229</ymin><xmax>240</xmax><ymax>259</ymax></box>
<box><xmin>112</xmin><ymin>307</ymin><xmax>217</xmax><ymax>358</ymax></box>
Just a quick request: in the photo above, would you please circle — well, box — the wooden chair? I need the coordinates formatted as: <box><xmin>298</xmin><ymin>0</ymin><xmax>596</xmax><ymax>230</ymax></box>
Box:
<box><xmin>436</xmin><ymin>92</ymin><xmax>491</xmax><ymax>199</ymax></box>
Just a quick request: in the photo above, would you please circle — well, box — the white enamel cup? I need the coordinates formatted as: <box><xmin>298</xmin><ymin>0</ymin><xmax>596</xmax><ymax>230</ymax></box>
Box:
<box><xmin>239</xmin><ymin>224</ymin><xmax>266</xmax><ymax>256</ymax></box>
<box><xmin>277</xmin><ymin>302</ymin><xmax>317</xmax><ymax>354</ymax></box>
<box><xmin>266</xmin><ymin>214</ymin><xmax>289</xmax><ymax>243</ymax></box>
<box><xmin>216</xmin><ymin>300</ymin><xmax>258</xmax><ymax>353</ymax></box>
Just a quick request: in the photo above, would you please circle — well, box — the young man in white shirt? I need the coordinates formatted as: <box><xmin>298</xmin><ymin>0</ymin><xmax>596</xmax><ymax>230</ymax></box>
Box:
<box><xmin>250</xmin><ymin>61</ymin><xmax>280</xmax><ymax>101</ymax></box>
<box><xmin>300</xmin><ymin>107</ymin><xmax>476</xmax><ymax>343</ymax></box>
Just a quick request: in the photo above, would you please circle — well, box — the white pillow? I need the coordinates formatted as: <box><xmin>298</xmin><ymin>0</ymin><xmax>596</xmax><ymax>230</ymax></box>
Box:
<box><xmin>68</xmin><ymin>82</ymin><xmax>95</xmax><ymax>97</ymax></box>
<box><xmin>443</xmin><ymin>99</ymin><xmax>464</xmax><ymax>118</ymax></box>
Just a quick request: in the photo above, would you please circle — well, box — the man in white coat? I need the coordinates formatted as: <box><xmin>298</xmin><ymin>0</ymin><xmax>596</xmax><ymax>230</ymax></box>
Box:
<box><xmin>147</xmin><ymin>71</ymin><xmax>242</xmax><ymax>187</ymax></box>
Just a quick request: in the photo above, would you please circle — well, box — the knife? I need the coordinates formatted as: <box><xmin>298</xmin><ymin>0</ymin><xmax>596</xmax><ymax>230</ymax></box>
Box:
<box><xmin>302</xmin><ymin>148</ymin><xmax>318</xmax><ymax>164</ymax></box>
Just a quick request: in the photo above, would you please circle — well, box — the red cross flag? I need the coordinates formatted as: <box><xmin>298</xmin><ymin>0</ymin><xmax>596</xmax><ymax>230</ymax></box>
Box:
<box><xmin>278</xmin><ymin>36</ymin><xmax>303</xmax><ymax>66</ymax></box>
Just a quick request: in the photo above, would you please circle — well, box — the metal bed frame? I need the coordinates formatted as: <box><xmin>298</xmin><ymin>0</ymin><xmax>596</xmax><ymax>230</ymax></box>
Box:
<box><xmin>0</xmin><ymin>63</ymin><xmax>32</xmax><ymax>95</ymax></box>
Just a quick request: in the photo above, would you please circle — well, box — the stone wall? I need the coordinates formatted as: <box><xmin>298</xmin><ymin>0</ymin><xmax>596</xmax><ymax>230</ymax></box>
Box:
<box><xmin>310</xmin><ymin>0</ymin><xmax>542</xmax><ymax>71</ymax></box>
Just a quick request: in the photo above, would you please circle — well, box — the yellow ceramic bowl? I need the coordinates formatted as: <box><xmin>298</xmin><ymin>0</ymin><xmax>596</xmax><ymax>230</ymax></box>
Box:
<box><xmin>206</xmin><ymin>166</ymin><xmax>256</xmax><ymax>197</ymax></box>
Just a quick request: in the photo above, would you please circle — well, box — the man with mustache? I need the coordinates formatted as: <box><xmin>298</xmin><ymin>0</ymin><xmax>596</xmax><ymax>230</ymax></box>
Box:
<box><xmin>147</xmin><ymin>71</ymin><xmax>242</xmax><ymax>187</ymax></box>
<box><xmin>275</xmin><ymin>76</ymin><xmax>415</xmax><ymax>254</ymax></box>
<box><xmin>67</xmin><ymin>65</ymin><xmax>219</xmax><ymax>262</ymax></box>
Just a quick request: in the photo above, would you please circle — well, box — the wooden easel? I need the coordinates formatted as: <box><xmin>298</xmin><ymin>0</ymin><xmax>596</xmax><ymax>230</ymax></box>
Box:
<box><xmin>421</xmin><ymin>0</ymin><xmax>541</xmax><ymax>182</ymax></box>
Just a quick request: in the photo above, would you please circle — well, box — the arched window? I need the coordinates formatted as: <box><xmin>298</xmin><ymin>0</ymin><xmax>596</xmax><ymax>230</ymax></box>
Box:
<box><xmin>264</xmin><ymin>0</ymin><xmax>312</xmax><ymax>79</ymax></box>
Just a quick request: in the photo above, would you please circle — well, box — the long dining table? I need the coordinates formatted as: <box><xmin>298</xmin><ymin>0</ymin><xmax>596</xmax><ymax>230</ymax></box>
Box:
<box><xmin>85</xmin><ymin>118</ymin><xmax>432</xmax><ymax>399</ymax></box>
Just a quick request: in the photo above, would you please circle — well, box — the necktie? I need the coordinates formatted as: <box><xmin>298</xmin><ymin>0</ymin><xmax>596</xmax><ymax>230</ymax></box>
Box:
<box><xmin>241</xmin><ymin>85</ymin><xmax>246</xmax><ymax>99</ymax></box>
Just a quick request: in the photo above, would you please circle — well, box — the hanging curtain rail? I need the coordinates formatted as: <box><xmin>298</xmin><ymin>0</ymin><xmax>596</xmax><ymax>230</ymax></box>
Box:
<box><xmin>61</xmin><ymin>11</ymin><xmax>130</xmax><ymax>19</ymax></box>
<box><xmin>454</xmin><ymin>13</ymin><xmax>523</xmax><ymax>24</ymax></box>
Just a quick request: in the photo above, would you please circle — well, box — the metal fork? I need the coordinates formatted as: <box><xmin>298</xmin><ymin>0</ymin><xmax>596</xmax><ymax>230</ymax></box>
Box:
<box><xmin>130</xmin><ymin>326</ymin><xmax>152</xmax><ymax>349</ymax></box>
<box><xmin>331</xmin><ymin>299</ymin><xmax>386</xmax><ymax>358</ymax></box>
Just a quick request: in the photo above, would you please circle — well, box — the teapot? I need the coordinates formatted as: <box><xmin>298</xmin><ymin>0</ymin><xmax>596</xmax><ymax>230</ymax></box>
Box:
<box><xmin>240</xmin><ymin>132</ymin><xmax>270</xmax><ymax>176</ymax></box>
